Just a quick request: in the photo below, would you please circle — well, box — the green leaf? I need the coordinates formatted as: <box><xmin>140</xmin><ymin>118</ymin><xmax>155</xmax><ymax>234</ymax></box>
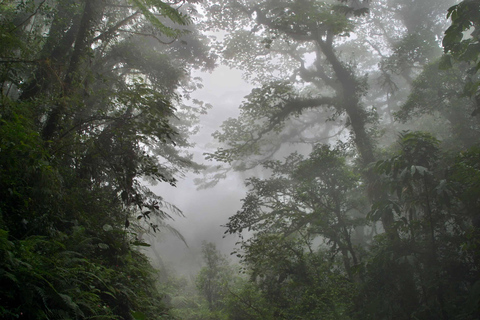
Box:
<box><xmin>102</xmin><ymin>224</ymin><xmax>113</xmax><ymax>232</ymax></box>
<box><xmin>131</xmin><ymin>241</ymin><xmax>151</xmax><ymax>247</ymax></box>
<box><xmin>410</xmin><ymin>166</ymin><xmax>417</xmax><ymax>176</ymax></box>
<box><xmin>131</xmin><ymin>311</ymin><xmax>147</xmax><ymax>320</ymax></box>
<box><xmin>128</xmin><ymin>0</ymin><xmax>190</xmax><ymax>38</ymax></box>
<box><xmin>98</xmin><ymin>243</ymin><xmax>109</xmax><ymax>249</ymax></box>
<box><xmin>438</xmin><ymin>54</ymin><xmax>453</xmax><ymax>70</ymax></box>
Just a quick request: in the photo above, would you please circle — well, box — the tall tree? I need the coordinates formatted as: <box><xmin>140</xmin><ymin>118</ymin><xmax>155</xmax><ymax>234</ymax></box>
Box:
<box><xmin>442</xmin><ymin>0</ymin><xmax>480</xmax><ymax>114</ymax></box>
<box><xmin>0</xmin><ymin>0</ymin><xmax>211</xmax><ymax>318</ymax></box>
<box><xmin>196</xmin><ymin>241</ymin><xmax>232</xmax><ymax>311</ymax></box>
<box><xmin>201</xmin><ymin>0</ymin><xmax>427</xmax><ymax>233</ymax></box>
<box><xmin>226</xmin><ymin>145</ymin><xmax>364</xmax><ymax>280</ymax></box>
<box><xmin>196</xmin><ymin>1</ymin><xmax>479</xmax><ymax>319</ymax></box>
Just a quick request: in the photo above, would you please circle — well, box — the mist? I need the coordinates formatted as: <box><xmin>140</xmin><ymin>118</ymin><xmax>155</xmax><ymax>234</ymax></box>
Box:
<box><xmin>1</xmin><ymin>0</ymin><xmax>479</xmax><ymax>319</ymax></box>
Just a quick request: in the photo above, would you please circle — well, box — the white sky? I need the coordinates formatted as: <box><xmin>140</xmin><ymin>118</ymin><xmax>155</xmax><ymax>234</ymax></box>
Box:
<box><xmin>150</xmin><ymin>65</ymin><xmax>253</xmax><ymax>275</ymax></box>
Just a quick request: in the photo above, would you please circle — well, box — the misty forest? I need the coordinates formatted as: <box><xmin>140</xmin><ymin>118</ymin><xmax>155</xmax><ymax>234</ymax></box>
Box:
<box><xmin>1</xmin><ymin>0</ymin><xmax>480</xmax><ymax>319</ymax></box>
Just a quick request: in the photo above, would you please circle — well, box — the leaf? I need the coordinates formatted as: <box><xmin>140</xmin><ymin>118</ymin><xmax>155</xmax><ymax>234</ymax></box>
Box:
<box><xmin>414</xmin><ymin>166</ymin><xmax>428</xmax><ymax>176</ymax></box>
<box><xmin>131</xmin><ymin>311</ymin><xmax>147</xmax><ymax>320</ymax></box>
<box><xmin>98</xmin><ymin>243</ymin><xmax>109</xmax><ymax>249</ymax></box>
<box><xmin>438</xmin><ymin>54</ymin><xmax>453</xmax><ymax>70</ymax></box>
<box><xmin>446</xmin><ymin>4</ymin><xmax>459</xmax><ymax>20</ymax></box>
<box><xmin>131</xmin><ymin>241</ymin><xmax>151</xmax><ymax>247</ymax></box>
<box><xmin>128</xmin><ymin>0</ymin><xmax>190</xmax><ymax>38</ymax></box>
<box><xmin>102</xmin><ymin>224</ymin><xmax>113</xmax><ymax>232</ymax></box>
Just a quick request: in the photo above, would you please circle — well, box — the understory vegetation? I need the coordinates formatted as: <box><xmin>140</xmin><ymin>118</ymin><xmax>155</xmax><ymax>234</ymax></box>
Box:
<box><xmin>1</xmin><ymin>0</ymin><xmax>480</xmax><ymax>319</ymax></box>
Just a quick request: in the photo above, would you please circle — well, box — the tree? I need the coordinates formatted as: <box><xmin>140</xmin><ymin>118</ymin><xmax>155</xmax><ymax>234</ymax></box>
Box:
<box><xmin>220</xmin><ymin>144</ymin><xmax>363</xmax><ymax>318</ymax></box>
<box><xmin>0</xmin><ymin>0</ymin><xmax>210</xmax><ymax>318</ymax></box>
<box><xmin>0</xmin><ymin>0</ymin><xmax>214</xmax><ymax>238</ymax></box>
<box><xmin>226</xmin><ymin>144</ymin><xmax>364</xmax><ymax>277</ymax></box>
<box><xmin>200</xmin><ymin>0</ymin><xmax>456</xmax><ymax>235</ymax></box>
<box><xmin>356</xmin><ymin>131</ymin><xmax>480</xmax><ymax>319</ymax></box>
<box><xmin>196</xmin><ymin>241</ymin><xmax>232</xmax><ymax>312</ymax></box>
<box><xmin>199</xmin><ymin>2</ymin><xmax>479</xmax><ymax>319</ymax></box>
<box><xmin>205</xmin><ymin>0</ymin><xmax>375</xmax><ymax>165</ymax></box>
<box><xmin>396</xmin><ymin>60</ymin><xmax>480</xmax><ymax>149</ymax></box>
<box><xmin>442</xmin><ymin>0</ymin><xmax>480</xmax><ymax>114</ymax></box>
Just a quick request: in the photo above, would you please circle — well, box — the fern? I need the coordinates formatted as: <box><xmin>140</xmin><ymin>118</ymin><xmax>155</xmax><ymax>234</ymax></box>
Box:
<box><xmin>128</xmin><ymin>0</ymin><xmax>190</xmax><ymax>38</ymax></box>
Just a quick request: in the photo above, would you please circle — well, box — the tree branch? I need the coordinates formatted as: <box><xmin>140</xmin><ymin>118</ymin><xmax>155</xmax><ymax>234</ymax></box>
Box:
<box><xmin>117</xmin><ymin>29</ymin><xmax>177</xmax><ymax>44</ymax></box>
<box><xmin>9</xmin><ymin>0</ymin><xmax>47</xmax><ymax>32</ymax></box>
<box><xmin>93</xmin><ymin>11</ymin><xmax>141</xmax><ymax>42</ymax></box>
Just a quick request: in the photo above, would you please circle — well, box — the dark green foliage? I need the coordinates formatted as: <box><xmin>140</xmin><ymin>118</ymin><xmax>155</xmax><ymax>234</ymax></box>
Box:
<box><xmin>361</xmin><ymin>132</ymin><xmax>480</xmax><ymax>319</ymax></box>
<box><xmin>214</xmin><ymin>132</ymin><xmax>480</xmax><ymax>320</ymax></box>
<box><xmin>220</xmin><ymin>144</ymin><xmax>363</xmax><ymax>318</ymax></box>
<box><xmin>0</xmin><ymin>99</ymin><xmax>177</xmax><ymax>318</ymax></box>
<box><xmin>443</xmin><ymin>0</ymin><xmax>480</xmax><ymax>113</ymax></box>
<box><xmin>0</xmin><ymin>226</ymin><xmax>173</xmax><ymax>319</ymax></box>
<box><xmin>5</xmin><ymin>0</ymin><xmax>480</xmax><ymax>319</ymax></box>
<box><xmin>443</xmin><ymin>0</ymin><xmax>480</xmax><ymax>64</ymax></box>
<box><xmin>196</xmin><ymin>242</ymin><xmax>231</xmax><ymax>312</ymax></box>
<box><xmin>194</xmin><ymin>1</ymin><xmax>480</xmax><ymax>318</ymax></box>
<box><xmin>236</xmin><ymin>235</ymin><xmax>356</xmax><ymax>320</ymax></box>
<box><xmin>0</xmin><ymin>0</ymin><xmax>205</xmax><ymax>318</ymax></box>
<box><xmin>397</xmin><ymin>60</ymin><xmax>480</xmax><ymax>148</ymax></box>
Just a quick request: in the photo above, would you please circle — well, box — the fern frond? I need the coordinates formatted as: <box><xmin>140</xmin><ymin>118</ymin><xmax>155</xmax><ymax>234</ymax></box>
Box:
<box><xmin>128</xmin><ymin>0</ymin><xmax>188</xmax><ymax>39</ymax></box>
<box><xmin>58</xmin><ymin>293</ymin><xmax>84</xmax><ymax>318</ymax></box>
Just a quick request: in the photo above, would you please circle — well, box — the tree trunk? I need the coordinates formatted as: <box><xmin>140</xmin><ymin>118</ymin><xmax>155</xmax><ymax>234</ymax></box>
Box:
<box><xmin>20</xmin><ymin>0</ymin><xmax>80</xmax><ymax>102</ymax></box>
<box><xmin>317</xmin><ymin>31</ymin><xmax>396</xmax><ymax>235</ymax></box>
<box><xmin>42</xmin><ymin>0</ymin><xmax>105</xmax><ymax>141</ymax></box>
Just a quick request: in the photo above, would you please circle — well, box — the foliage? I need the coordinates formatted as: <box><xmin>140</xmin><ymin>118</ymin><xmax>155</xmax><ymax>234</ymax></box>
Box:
<box><xmin>167</xmin><ymin>243</ymin><xmax>242</xmax><ymax>320</ymax></box>
<box><xmin>221</xmin><ymin>144</ymin><xmax>363</xmax><ymax>318</ymax></box>
<box><xmin>396</xmin><ymin>60</ymin><xmax>480</xmax><ymax>148</ymax></box>
<box><xmin>442</xmin><ymin>0</ymin><xmax>480</xmax><ymax>113</ymax></box>
<box><xmin>235</xmin><ymin>235</ymin><xmax>356</xmax><ymax>320</ymax></box>
<box><xmin>194</xmin><ymin>1</ymin><xmax>480</xmax><ymax>319</ymax></box>
<box><xmin>196</xmin><ymin>242</ymin><xmax>232</xmax><ymax>312</ymax></box>
<box><xmin>4</xmin><ymin>0</ymin><xmax>480</xmax><ymax>319</ymax></box>
<box><xmin>201</xmin><ymin>0</ymin><xmax>376</xmax><ymax>169</ymax></box>
<box><xmin>0</xmin><ymin>0</ymin><xmax>209</xmax><ymax>318</ymax></box>
<box><xmin>219</xmin><ymin>131</ymin><xmax>480</xmax><ymax>320</ymax></box>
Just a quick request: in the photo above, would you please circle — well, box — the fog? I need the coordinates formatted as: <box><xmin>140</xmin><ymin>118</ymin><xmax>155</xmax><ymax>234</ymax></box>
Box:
<box><xmin>149</xmin><ymin>65</ymin><xmax>252</xmax><ymax>275</ymax></box>
<box><xmin>3</xmin><ymin>0</ymin><xmax>478</xmax><ymax>318</ymax></box>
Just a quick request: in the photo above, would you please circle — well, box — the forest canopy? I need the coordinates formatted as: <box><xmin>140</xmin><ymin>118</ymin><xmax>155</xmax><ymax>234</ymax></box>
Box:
<box><xmin>0</xmin><ymin>0</ymin><xmax>210</xmax><ymax>318</ymax></box>
<box><xmin>193</xmin><ymin>0</ymin><xmax>480</xmax><ymax>319</ymax></box>
<box><xmin>1</xmin><ymin>0</ymin><xmax>480</xmax><ymax>319</ymax></box>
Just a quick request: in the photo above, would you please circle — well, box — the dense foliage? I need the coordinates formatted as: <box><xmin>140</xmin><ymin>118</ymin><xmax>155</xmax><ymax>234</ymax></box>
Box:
<box><xmin>2</xmin><ymin>0</ymin><xmax>480</xmax><ymax>319</ymax></box>
<box><xmin>184</xmin><ymin>0</ymin><xmax>480</xmax><ymax>319</ymax></box>
<box><xmin>0</xmin><ymin>0</ymin><xmax>211</xmax><ymax>318</ymax></box>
